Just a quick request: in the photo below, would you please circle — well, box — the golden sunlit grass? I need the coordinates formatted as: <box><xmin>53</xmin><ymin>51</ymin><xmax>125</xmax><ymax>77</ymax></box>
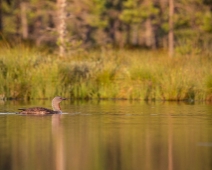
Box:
<box><xmin>0</xmin><ymin>44</ymin><xmax>212</xmax><ymax>100</ymax></box>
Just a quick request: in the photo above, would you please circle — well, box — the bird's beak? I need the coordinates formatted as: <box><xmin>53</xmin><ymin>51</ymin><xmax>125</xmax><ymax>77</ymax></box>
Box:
<box><xmin>62</xmin><ymin>98</ymin><xmax>67</xmax><ymax>100</ymax></box>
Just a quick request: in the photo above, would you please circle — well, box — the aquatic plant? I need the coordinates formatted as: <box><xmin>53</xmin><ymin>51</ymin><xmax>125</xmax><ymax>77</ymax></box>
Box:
<box><xmin>0</xmin><ymin>44</ymin><xmax>212</xmax><ymax>101</ymax></box>
<box><xmin>0</xmin><ymin>44</ymin><xmax>59</xmax><ymax>99</ymax></box>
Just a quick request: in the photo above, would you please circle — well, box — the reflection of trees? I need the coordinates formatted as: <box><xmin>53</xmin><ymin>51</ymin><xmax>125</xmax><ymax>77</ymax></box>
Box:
<box><xmin>1</xmin><ymin>105</ymin><xmax>212</xmax><ymax>170</ymax></box>
<box><xmin>0</xmin><ymin>116</ymin><xmax>12</xmax><ymax>170</ymax></box>
<box><xmin>168</xmin><ymin>115</ymin><xmax>173</xmax><ymax>170</ymax></box>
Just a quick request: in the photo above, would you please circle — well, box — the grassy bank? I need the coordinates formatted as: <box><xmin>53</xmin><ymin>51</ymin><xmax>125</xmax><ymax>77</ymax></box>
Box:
<box><xmin>0</xmin><ymin>44</ymin><xmax>212</xmax><ymax>101</ymax></box>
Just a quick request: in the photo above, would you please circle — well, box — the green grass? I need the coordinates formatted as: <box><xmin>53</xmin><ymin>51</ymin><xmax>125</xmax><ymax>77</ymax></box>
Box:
<box><xmin>0</xmin><ymin>44</ymin><xmax>212</xmax><ymax>101</ymax></box>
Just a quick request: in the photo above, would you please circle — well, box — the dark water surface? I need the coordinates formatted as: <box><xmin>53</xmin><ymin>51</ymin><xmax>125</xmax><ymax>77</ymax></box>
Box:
<box><xmin>0</xmin><ymin>100</ymin><xmax>212</xmax><ymax>170</ymax></box>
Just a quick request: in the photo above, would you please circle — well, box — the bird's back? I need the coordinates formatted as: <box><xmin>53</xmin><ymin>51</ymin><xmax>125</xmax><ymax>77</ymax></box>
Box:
<box><xmin>18</xmin><ymin>107</ymin><xmax>58</xmax><ymax>115</ymax></box>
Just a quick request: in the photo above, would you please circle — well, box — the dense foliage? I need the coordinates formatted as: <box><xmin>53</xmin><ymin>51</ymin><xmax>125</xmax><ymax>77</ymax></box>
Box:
<box><xmin>0</xmin><ymin>0</ymin><xmax>212</xmax><ymax>100</ymax></box>
<box><xmin>0</xmin><ymin>45</ymin><xmax>212</xmax><ymax>100</ymax></box>
<box><xmin>0</xmin><ymin>0</ymin><xmax>212</xmax><ymax>50</ymax></box>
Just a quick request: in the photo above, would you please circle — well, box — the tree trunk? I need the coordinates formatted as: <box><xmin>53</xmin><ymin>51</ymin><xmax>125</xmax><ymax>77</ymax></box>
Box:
<box><xmin>168</xmin><ymin>0</ymin><xmax>174</xmax><ymax>57</ymax></box>
<box><xmin>145</xmin><ymin>18</ymin><xmax>156</xmax><ymax>49</ymax></box>
<box><xmin>57</xmin><ymin>0</ymin><xmax>67</xmax><ymax>57</ymax></box>
<box><xmin>131</xmin><ymin>24</ymin><xmax>139</xmax><ymax>46</ymax></box>
<box><xmin>20</xmin><ymin>2</ymin><xmax>28</xmax><ymax>39</ymax></box>
<box><xmin>125</xmin><ymin>24</ymin><xmax>131</xmax><ymax>46</ymax></box>
<box><xmin>0</xmin><ymin>0</ymin><xmax>2</xmax><ymax>33</ymax></box>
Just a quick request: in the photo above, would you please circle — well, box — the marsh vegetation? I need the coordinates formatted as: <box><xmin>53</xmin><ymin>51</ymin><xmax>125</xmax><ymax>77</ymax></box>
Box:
<box><xmin>0</xmin><ymin>44</ymin><xmax>212</xmax><ymax>101</ymax></box>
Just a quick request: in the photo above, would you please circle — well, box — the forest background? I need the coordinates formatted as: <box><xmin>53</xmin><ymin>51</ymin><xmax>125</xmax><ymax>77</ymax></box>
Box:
<box><xmin>0</xmin><ymin>0</ymin><xmax>212</xmax><ymax>101</ymax></box>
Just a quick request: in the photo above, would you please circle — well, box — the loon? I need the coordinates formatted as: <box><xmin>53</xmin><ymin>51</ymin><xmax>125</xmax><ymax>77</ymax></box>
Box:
<box><xmin>18</xmin><ymin>96</ymin><xmax>66</xmax><ymax>115</ymax></box>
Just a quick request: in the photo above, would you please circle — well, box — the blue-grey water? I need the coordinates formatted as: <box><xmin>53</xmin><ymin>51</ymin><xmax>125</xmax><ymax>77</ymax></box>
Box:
<box><xmin>0</xmin><ymin>99</ymin><xmax>212</xmax><ymax>170</ymax></box>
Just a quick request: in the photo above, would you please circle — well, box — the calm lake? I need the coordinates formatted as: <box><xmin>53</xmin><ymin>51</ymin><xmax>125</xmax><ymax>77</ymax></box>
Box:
<box><xmin>0</xmin><ymin>99</ymin><xmax>212</xmax><ymax>170</ymax></box>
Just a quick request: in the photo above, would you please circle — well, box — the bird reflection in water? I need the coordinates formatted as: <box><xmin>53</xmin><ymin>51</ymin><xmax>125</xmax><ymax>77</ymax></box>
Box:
<box><xmin>52</xmin><ymin>114</ymin><xmax>65</xmax><ymax>170</ymax></box>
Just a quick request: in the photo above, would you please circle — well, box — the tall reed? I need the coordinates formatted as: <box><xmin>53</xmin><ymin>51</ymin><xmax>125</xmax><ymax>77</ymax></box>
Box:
<box><xmin>0</xmin><ymin>44</ymin><xmax>59</xmax><ymax>99</ymax></box>
<box><xmin>0</xmin><ymin>44</ymin><xmax>212</xmax><ymax>101</ymax></box>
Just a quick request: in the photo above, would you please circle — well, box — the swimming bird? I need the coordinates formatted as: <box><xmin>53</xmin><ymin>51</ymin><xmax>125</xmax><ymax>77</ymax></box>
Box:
<box><xmin>18</xmin><ymin>96</ymin><xmax>66</xmax><ymax>115</ymax></box>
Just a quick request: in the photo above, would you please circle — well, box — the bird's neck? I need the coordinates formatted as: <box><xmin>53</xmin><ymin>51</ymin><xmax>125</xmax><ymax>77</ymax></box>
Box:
<box><xmin>52</xmin><ymin>101</ymin><xmax>61</xmax><ymax>112</ymax></box>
